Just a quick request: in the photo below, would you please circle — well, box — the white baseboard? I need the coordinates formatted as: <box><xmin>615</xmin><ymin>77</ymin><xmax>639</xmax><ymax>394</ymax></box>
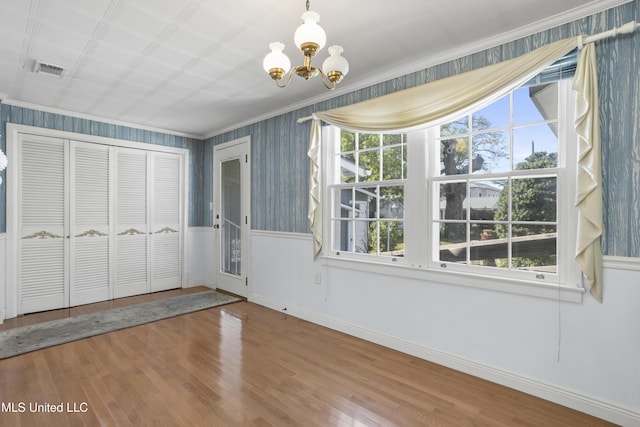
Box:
<box><xmin>249</xmin><ymin>293</ymin><xmax>640</xmax><ymax>427</ymax></box>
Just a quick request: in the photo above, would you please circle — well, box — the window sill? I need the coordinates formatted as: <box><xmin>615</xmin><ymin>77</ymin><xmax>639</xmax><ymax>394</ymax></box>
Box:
<box><xmin>321</xmin><ymin>254</ymin><xmax>585</xmax><ymax>303</ymax></box>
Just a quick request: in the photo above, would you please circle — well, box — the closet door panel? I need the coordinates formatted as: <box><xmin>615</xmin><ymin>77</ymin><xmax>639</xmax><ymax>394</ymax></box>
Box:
<box><xmin>150</xmin><ymin>152</ymin><xmax>183</xmax><ymax>292</ymax></box>
<box><xmin>114</xmin><ymin>148</ymin><xmax>150</xmax><ymax>298</ymax></box>
<box><xmin>69</xmin><ymin>141</ymin><xmax>111</xmax><ymax>306</ymax></box>
<box><xmin>18</xmin><ymin>135</ymin><xmax>68</xmax><ymax>314</ymax></box>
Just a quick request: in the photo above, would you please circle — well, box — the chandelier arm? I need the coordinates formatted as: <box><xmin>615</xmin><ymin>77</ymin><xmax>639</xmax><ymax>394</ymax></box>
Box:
<box><xmin>318</xmin><ymin>69</ymin><xmax>337</xmax><ymax>90</ymax></box>
<box><xmin>275</xmin><ymin>68</ymin><xmax>297</xmax><ymax>88</ymax></box>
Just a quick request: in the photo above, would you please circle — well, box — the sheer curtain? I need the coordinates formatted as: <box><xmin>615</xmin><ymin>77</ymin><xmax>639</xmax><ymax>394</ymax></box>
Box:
<box><xmin>308</xmin><ymin>36</ymin><xmax>604</xmax><ymax>301</ymax></box>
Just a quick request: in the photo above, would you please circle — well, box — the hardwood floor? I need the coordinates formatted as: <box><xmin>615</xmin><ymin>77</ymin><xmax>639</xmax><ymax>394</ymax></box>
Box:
<box><xmin>0</xmin><ymin>289</ymin><xmax>613</xmax><ymax>426</ymax></box>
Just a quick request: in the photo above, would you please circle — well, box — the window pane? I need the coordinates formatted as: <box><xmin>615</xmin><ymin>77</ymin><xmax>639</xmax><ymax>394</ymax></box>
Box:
<box><xmin>512</xmin><ymin>225</ymin><xmax>557</xmax><ymax>273</ymax></box>
<box><xmin>469</xmin><ymin>222</ymin><xmax>504</xmax><ymax>267</ymax></box>
<box><xmin>514</xmin><ymin>83</ymin><xmax>558</xmax><ymax>125</ymax></box>
<box><xmin>359</xmin><ymin>133</ymin><xmax>380</xmax><ymax>149</ymax></box>
<box><xmin>341</xmin><ymin>130</ymin><xmax>356</xmax><ymax>152</ymax></box>
<box><xmin>440</xmin><ymin>137</ymin><xmax>469</xmax><ymax>176</ymax></box>
<box><xmin>340</xmin><ymin>153</ymin><xmax>356</xmax><ymax>183</ymax></box>
<box><xmin>355</xmin><ymin>221</ymin><xmax>375</xmax><ymax>253</ymax></box>
<box><xmin>380</xmin><ymin>220</ymin><xmax>404</xmax><ymax>255</ymax></box>
<box><xmin>473</xmin><ymin>94</ymin><xmax>509</xmax><ymax>131</ymax></box>
<box><xmin>338</xmin><ymin>188</ymin><xmax>354</xmax><ymax>218</ymax></box>
<box><xmin>380</xmin><ymin>186</ymin><xmax>404</xmax><ymax>219</ymax></box>
<box><xmin>357</xmin><ymin>187</ymin><xmax>378</xmax><ymax>219</ymax></box>
<box><xmin>439</xmin><ymin>226</ymin><xmax>467</xmax><ymax>264</ymax></box>
<box><xmin>469</xmin><ymin>179</ymin><xmax>505</xmax><ymax>221</ymax></box>
<box><xmin>382</xmin><ymin>146</ymin><xmax>406</xmax><ymax>180</ymax></box>
<box><xmin>402</xmin><ymin>144</ymin><xmax>407</xmax><ymax>179</ymax></box>
<box><xmin>471</xmin><ymin>130</ymin><xmax>509</xmax><ymax>174</ymax></box>
<box><xmin>513</xmin><ymin>125</ymin><xmax>558</xmax><ymax>169</ymax></box>
<box><xmin>383</xmin><ymin>133</ymin><xmax>404</xmax><ymax>147</ymax></box>
<box><xmin>358</xmin><ymin>150</ymin><xmax>379</xmax><ymax>182</ymax></box>
<box><xmin>440</xmin><ymin>116</ymin><xmax>468</xmax><ymax>137</ymax></box>
<box><xmin>332</xmin><ymin>219</ymin><xmax>352</xmax><ymax>252</ymax></box>
<box><xmin>439</xmin><ymin>182</ymin><xmax>467</xmax><ymax>221</ymax></box>
<box><xmin>511</xmin><ymin>177</ymin><xmax>557</xmax><ymax>222</ymax></box>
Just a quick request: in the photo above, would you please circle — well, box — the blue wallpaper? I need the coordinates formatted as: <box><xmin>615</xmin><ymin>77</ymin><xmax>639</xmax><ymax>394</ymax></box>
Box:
<box><xmin>0</xmin><ymin>105</ymin><xmax>204</xmax><ymax>228</ymax></box>
<box><xmin>210</xmin><ymin>0</ymin><xmax>640</xmax><ymax>257</ymax></box>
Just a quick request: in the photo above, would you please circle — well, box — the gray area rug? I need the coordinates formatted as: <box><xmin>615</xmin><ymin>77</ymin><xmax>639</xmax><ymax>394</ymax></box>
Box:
<box><xmin>0</xmin><ymin>290</ymin><xmax>241</xmax><ymax>359</ymax></box>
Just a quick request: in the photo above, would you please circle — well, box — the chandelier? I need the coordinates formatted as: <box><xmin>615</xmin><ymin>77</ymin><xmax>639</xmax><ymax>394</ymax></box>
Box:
<box><xmin>263</xmin><ymin>0</ymin><xmax>349</xmax><ymax>90</ymax></box>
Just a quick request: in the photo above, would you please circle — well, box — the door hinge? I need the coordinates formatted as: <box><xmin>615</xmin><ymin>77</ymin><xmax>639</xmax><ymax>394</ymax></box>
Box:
<box><xmin>245</xmin><ymin>277</ymin><xmax>248</xmax><ymax>286</ymax></box>
<box><xmin>245</xmin><ymin>216</ymin><xmax>248</xmax><ymax>225</ymax></box>
<box><xmin>245</xmin><ymin>154</ymin><xmax>248</xmax><ymax>163</ymax></box>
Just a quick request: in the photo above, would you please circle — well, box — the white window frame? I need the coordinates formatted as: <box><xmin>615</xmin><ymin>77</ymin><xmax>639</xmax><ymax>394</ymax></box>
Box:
<box><xmin>323</xmin><ymin>79</ymin><xmax>584</xmax><ymax>303</ymax></box>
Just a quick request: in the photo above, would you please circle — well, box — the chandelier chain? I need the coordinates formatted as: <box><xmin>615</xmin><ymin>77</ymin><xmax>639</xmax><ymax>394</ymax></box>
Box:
<box><xmin>306</xmin><ymin>0</ymin><xmax>310</xmax><ymax>12</ymax></box>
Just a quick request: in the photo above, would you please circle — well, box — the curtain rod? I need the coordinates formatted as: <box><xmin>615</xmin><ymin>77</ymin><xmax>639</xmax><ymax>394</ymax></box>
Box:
<box><xmin>580</xmin><ymin>20</ymin><xmax>639</xmax><ymax>48</ymax></box>
<box><xmin>297</xmin><ymin>20</ymin><xmax>639</xmax><ymax>124</ymax></box>
<box><xmin>297</xmin><ymin>114</ymin><xmax>315</xmax><ymax>124</ymax></box>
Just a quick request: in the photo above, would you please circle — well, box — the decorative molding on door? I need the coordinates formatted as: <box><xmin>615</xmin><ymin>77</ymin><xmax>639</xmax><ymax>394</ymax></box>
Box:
<box><xmin>75</xmin><ymin>229</ymin><xmax>108</xmax><ymax>238</ymax></box>
<box><xmin>155</xmin><ymin>227</ymin><xmax>178</xmax><ymax>234</ymax></box>
<box><xmin>118</xmin><ymin>228</ymin><xmax>145</xmax><ymax>236</ymax></box>
<box><xmin>22</xmin><ymin>230</ymin><xmax>64</xmax><ymax>239</ymax></box>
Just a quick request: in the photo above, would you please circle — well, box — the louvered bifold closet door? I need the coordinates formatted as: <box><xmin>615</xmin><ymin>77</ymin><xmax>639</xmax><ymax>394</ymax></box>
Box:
<box><xmin>18</xmin><ymin>135</ymin><xmax>68</xmax><ymax>314</ymax></box>
<box><xmin>114</xmin><ymin>148</ymin><xmax>150</xmax><ymax>298</ymax></box>
<box><xmin>150</xmin><ymin>152</ymin><xmax>183</xmax><ymax>292</ymax></box>
<box><xmin>69</xmin><ymin>141</ymin><xmax>111</xmax><ymax>306</ymax></box>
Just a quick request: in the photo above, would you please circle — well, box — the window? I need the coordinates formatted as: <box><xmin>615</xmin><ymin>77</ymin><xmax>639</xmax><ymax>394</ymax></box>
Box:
<box><xmin>326</xmin><ymin>79</ymin><xmax>582</xmax><ymax>300</ymax></box>
<box><xmin>434</xmin><ymin>83</ymin><xmax>560</xmax><ymax>276</ymax></box>
<box><xmin>330</xmin><ymin>132</ymin><xmax>407</xmax><ymax>257</ymax></box>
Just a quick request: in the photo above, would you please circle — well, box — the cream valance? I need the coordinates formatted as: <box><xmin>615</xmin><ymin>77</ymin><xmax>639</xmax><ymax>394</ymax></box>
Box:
<box><xmin>314</xmin><ymin>38</ymin><xmax>578</xmax><ymax>132</ymax></box>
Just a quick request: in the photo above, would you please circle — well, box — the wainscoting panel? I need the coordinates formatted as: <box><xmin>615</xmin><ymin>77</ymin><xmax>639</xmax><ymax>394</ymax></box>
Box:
<box><xmin>187</xmin><ymin>227</ymin><xmax>215</xmax><ymax>288</ymax></box>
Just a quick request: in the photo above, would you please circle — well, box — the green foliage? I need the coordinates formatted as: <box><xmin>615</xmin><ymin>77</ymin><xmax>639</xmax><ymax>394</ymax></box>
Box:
<box><xmin>368</xmin><ymin>221</ymin><xmax>404</xmax><ymax>254</ymax></box>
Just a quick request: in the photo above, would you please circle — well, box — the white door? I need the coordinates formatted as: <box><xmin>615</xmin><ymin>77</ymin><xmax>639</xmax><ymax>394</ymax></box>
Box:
<box><xmin>214</xmin><ymin>138</ymin><xmax>250</xmax><ymax>298</ymax></box>
<box><xmin>17</xmin><ymin>134</ymin><xmax>68</xmax><ymax>314</ymax></box>
<box><xmin>69</xmin><ymin>141</ymin><xmax>111</xmax><ymax>306</ymax></box>
<box><xmin>150</xmin><ymin>152</ymin><xmax>184</xmax><ymax>292</ymax></box>
<box><xmin>114</xmin><ymin>148</ymin><xmax>150</xmax><ymax>298</ymax></box>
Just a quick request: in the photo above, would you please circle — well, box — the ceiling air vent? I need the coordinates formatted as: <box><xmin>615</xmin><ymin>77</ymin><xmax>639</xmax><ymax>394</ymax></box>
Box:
<box><xmin>32</xmin><ymin>60</ymin><xmax>65</xmax><ymax>77</ymax></box>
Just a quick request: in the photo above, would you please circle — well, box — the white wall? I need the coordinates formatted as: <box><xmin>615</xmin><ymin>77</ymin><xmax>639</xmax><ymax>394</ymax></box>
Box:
<box><xmin>187</xmin><ymin>227</ymin><xmax>215</xmax><ymax>288</ymax></box>
<box><xmin>249</xmin><ymin>230</ymin><xmax>640</xmax><ymax>426</ymax></box>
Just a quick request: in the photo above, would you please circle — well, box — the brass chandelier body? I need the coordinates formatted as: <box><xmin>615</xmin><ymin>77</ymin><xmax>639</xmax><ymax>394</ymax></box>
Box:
<box><xmin>263</xmin><ymin>1</ymin><xmax>349</xmax><ymax>90</ymax></box>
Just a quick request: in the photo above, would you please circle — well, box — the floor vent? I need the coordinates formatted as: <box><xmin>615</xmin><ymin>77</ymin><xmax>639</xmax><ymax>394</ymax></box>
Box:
<box><xmin>33</xmin><ymin>60</ymin><xmax>65</xmax><ymax>77</ymax></box>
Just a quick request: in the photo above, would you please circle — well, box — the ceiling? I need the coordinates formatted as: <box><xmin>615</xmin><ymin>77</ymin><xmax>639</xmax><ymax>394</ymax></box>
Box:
<box><xmin>0</xmin><ymin>0</ymin><xmax>627</xmax><ymax>138</ymax></box>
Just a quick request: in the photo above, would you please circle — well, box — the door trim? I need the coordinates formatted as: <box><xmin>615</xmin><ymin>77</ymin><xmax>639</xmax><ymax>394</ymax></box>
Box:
<box><xmin>213</xmin><ymin>136</ymin><xmax>251</xmax><ymax>298</ymax></box>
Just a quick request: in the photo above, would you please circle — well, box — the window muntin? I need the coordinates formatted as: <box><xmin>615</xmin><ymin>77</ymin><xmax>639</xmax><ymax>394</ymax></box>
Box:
<box><xmin>434</xmin><ymin>82</ymin><xmax>560</xmax><ymax>276</ymax></box>
<box><xmin>331</xmin><ymin>131</ymin><xmax>406</xmax><ymax>257</ymax></box>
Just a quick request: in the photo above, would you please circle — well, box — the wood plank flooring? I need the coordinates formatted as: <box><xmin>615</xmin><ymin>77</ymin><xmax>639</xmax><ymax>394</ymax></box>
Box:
<box><xmin>0</xmin><ymin>288</ymin><xmax>614</xmax><ymax>426</ymax></box>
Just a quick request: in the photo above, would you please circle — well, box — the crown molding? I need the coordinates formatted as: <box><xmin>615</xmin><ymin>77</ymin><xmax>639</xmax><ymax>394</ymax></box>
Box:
<box><xmin>207</xmin><ymin>0</ymin><xmax>634</xmax><ymax>139</ymax></box>
<box><xmin>1</xmin><ymin>98</ymin><xmax>203</xmax><ymax>140</ymax></box>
